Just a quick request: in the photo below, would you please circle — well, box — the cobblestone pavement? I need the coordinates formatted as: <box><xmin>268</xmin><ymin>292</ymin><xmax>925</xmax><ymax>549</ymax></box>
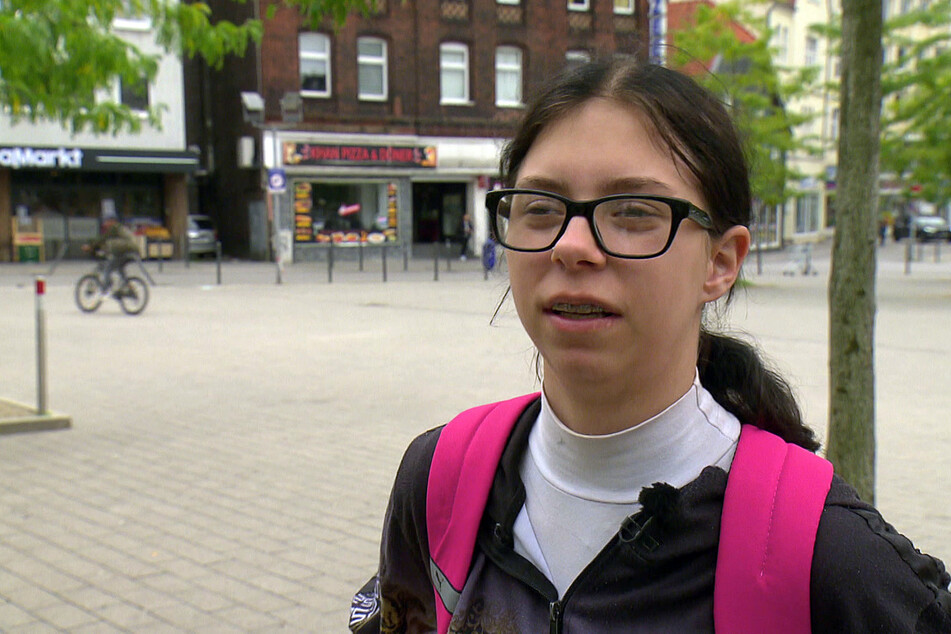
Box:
<box><xmin>1</xmin><ymin>240</ymin><xmax>949</xmax><ymax>632</ymax></box>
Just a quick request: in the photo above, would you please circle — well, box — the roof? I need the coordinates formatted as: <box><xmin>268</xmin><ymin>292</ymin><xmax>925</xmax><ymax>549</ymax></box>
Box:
<box><xmin>667</xmin><ymin>0</ymin><xmax>759</xmax><ymax>75</ymax></box>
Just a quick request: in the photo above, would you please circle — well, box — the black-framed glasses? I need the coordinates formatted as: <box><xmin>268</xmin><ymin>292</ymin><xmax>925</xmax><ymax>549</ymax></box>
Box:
<box><xmin>486</xmin><ymin>188</ymin><xmax>715</xmax><ymax>259</ymax></box>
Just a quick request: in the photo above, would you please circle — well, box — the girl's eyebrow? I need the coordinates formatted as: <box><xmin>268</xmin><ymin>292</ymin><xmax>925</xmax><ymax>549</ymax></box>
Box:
<box><xmin>514</xmin><ymin>176</ymin><xmax>568</xmax><ymax>191</ymax></box>
<box><xmin>514</xmin><ymin>175</ymin><xmax>677</xmax><ymax>196</ymax></box>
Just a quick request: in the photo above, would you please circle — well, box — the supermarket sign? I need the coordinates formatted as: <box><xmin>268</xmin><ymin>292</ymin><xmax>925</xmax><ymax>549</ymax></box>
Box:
<box><xmin>0</xmin><ymin>146</ymin><xmax>83</xmax><ymax>169</ymax></box>
<box><xmin>0</xmin><ymin>146</ymin><xmax>200</xmax><ymax>172</ymax></box>
<box><xmin>284</xmin><ymin>142</ymin><xmax>437</xmax><ymax>168</ymax></box>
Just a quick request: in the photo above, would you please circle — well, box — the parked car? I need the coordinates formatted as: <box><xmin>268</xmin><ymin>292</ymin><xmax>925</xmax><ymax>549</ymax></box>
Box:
<box><xmin>911</xmin><ymin>216</ymin><xmax>951</xmax><ymax>242</ymax></box>
<box><xmin>187</xmin><ymin>215</ymin><xmax>218</xmax><ymax>256</ymax></box>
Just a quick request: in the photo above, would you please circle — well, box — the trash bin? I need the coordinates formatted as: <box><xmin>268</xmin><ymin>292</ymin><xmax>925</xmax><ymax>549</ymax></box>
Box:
<box><xmin>17</xmin><ymin>245</ymin><xmax>40</xmax><ymax>263</ymax></box>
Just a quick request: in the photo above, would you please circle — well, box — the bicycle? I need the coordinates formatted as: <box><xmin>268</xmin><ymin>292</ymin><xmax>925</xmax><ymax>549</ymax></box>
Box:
<box><xmin>75</xmin><ymin>253</ymin><xmax>150</xmax><ymax>315</ymax></box>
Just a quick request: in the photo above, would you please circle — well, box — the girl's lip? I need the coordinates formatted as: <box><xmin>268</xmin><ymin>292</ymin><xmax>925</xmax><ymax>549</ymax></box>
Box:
<box><xmin>544</xmin><ymin>296</ymin><xmax>621</xmax><ymax>316</ymax></box>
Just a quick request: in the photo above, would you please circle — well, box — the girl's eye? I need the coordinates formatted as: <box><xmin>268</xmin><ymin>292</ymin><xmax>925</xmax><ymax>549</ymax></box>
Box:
<box><xmin>524</xmin><ymin>201</ymin><xmax>562</xmax><ymax>215</ymax></box>
<box><xmin>611</xmin><ymin>201</ymin><xmax>665</xmax><ymax>218</ymax></box>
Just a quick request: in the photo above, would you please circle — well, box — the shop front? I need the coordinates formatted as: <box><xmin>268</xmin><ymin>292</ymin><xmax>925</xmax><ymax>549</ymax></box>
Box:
<box><xmin>275</xmin><ymin>133</ymin><xmax>502</xmax><ymax>263</ymax></box>
<box><xmin>0</xmin><ymin>146</ymin><xmax>198</xmax><ymax>262</ymax></box>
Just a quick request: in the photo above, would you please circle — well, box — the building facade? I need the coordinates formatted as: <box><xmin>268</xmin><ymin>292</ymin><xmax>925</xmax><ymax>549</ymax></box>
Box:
<box><xmin>0</xmin><ymin>17</ymin><xmax>197</xmax><ymax>263</ymax></box>
<box><xmin>198</xmin><ymin>0</ymin><xmax>649</xmax><ymax>261</ymax></box>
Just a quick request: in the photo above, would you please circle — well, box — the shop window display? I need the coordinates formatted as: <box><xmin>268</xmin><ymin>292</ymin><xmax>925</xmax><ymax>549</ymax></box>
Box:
<box><xmin>294</xmin><ymin>182</ymin><xmax>398</xmax><ymax>245</ymax></box>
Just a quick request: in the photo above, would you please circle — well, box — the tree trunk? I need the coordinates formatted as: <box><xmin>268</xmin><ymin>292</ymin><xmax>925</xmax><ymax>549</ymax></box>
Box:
<box><xmin>827</xmin><ymin>0</ymin><xmax>883</xmax><ymax>503</ymax></box>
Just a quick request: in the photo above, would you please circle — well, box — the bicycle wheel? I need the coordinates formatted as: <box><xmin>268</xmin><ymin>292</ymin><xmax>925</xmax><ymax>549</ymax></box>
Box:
<box><xmin>117</xmin><ymin>277</ymin><xmax>149</xmax><ymax>315</ymax></box>
<box><xmin>75</xmin><ymin>274</ymin><xmax>104</xmax><ymax>312</ymax></box>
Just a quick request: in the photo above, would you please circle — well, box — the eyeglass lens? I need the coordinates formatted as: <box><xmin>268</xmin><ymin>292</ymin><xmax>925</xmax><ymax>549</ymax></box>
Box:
<box><xmin>495</xmin><ymin>192</ymin><xmax>675</xmax><ymax>257</ymax></box>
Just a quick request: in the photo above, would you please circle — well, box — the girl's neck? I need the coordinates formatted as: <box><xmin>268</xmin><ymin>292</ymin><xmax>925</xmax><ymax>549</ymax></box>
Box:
<box><xmin>542</xmin><ymin>363</ymin><xmax>697</xmax><ymax>436</ymax></box>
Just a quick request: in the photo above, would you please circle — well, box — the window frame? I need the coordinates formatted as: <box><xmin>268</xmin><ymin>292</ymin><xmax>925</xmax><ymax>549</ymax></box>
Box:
<box><xmin>116</xmin><ymin>75</ymin><xmax>150</xmax><ymax>114</ymax></box>
<box><xmin>568</xmin><ymin>0</ymin><xmax>590</xmax><ymax>11</ymax></box>
<box><xmin>804</xmin><ymin>35</ymin><xmax>819</xmax><ymax>67</ymax></box>
<box><xmin>613</xmin><ymin>0</ymin><xmax>634</xmax><ymax>15</ymax></box>
<box><xmin>495</xmin><ymin>46</ymin><xmax>523</xmax><ymax>107</ymax></box>
<box><xmin>114</xmin><ymin>0</ymin><xmax>151</xmax><ymax>30</ymax></box>
<box><xmin>357</xmin><ymin>36</ymin><xmax>388</xmax><ymax>101</ymax></box>
<box><xmin>299</xmin><ymin>32</ymin><xmax>332</xmax><ymax>98</ymax></box>
<box><xmin>439</xmin><ymin>42</ymin><xmax>471</xmax><ymax>105</ymax></box>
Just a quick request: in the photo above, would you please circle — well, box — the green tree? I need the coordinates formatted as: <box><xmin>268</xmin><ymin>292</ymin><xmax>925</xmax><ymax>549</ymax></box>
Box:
<box><xmin>671</xmin><ymin>1</ymin><xmax>820</xmax><ymax>224</ymax></box>
<box><xmin>814</xmin><ymin>1</ymin><xmax>951</xmax><ymax>206</ymax></box>
<box><xmin>0</xmin><ymin>0</ymin><xmax>261</xmax><ymax>134</ymax></box>
<box><xmin>827</xmin><ymin>0</ymin><xmax>882</xmax><ymax>504</ymax></box>
<box><xmin>878</xmin><ymin>0</ymin><xmax>951</xmax><ymax>206</ymax></box>
<box><xmin>0</xmin><ymin>0</ymin><xmax>377</xmax><ymax>135</ymax></box>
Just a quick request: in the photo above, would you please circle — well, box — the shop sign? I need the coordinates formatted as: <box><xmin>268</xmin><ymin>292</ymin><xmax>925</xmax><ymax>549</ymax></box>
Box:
<box><xmin>0</xmin><ymin>146</ymin><xmax>199</xmax><ymax>173</ymax></box>
<box><xmin>284</xmin><ymin>143</ymin><xmax>437</xmax><ymax>168</ymax></box>
<box><xmin>0</xmin><ymin>146</ymin><xmax>83</xmax><ymax>170</ymax></box>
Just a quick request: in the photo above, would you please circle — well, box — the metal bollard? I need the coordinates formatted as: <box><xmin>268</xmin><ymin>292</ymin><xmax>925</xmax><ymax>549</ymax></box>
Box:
<box><xmin>359</xmin><ymin>242</ymin><xmax>365</xmax><ymax>272</ymax></box>
<box><xmin>905</xmin><ymin>239</ymin><xmax>912</xmax><ymax>275</ymax></box>
<box><xmin>328</xmin><ymin>242</ymin><xmax>335</xmax><ymax>284</ymax></box>
<box><xmin>433</xmin><ymin>244</ymin><xmax>439</xmax><ymax>281</ymax></box>
<box><xmin>35</xmin><ymin>276</ymin><xmax>48</xmax><ymax>415</ymax></box>
<box><xmin>183</xmin><ymin>234</ymin><xmax>190</xmax><ymax>268</ymax></box>
<box><xmin>382</xmin><ymin>244</ymin><xmax>388</xmax><ymax>282</ymax></box>
<box><xmin>445</xmin><ymin>239</ymin><xmax>452</xmax><ymax>272</ymax></box>
<box><xmin>216</xmin><ymin>241</ymin><xmax>222</xmax><ymax>285</ymax></box>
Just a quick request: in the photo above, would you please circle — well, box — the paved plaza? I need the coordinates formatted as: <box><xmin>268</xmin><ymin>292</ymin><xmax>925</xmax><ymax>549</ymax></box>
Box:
<box><xmin>1</xmin><ymin>240</ymin><xmax>949</xmax><ymax>632</ymax></box>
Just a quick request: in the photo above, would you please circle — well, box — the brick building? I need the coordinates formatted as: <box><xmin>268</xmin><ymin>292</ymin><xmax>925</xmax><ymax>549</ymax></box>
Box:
<box><xmin>193</xmin><ymin>0</ymin><xmax>649</xmax><ymax>260</ymax></box>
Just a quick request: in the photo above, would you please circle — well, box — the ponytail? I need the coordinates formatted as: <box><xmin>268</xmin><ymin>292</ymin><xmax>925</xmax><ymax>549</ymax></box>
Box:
<box><xmin>698</xmin><ymin>331</ymin><xmax>820</xmax><ymax>452</ymax></box>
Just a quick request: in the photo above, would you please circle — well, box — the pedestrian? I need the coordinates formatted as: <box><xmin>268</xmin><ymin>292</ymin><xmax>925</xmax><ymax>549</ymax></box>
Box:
<box><xmin>459</xmin><ymin>212</ymin><xmax>473</xmax><ymax>260</ymax></box>
<box><xmin>353</xmin><ymin>59</ymin><xmax>951</xmax><ymax>633</ymax></box>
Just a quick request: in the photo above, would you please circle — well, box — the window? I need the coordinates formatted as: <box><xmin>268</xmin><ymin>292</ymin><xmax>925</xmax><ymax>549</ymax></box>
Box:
<box><xmin>804</xmin><ymin>36</ymin><xmax>818</xmax><ymax>67</ymax></box>
<box><xmin>495</xmin><ymin>46</ymin><xmax>522</xmax><ymax>107</ymax></box>
<box><xmin>300</xmin><ymin>33</ymin><xmax>331</xmax><ymax>97</ymax></box>
<box><xmin>800</xmin><ymin>106</ymin><xmax>815</xmax><ymax>134</ymax></box>
<box><xmin>358</xmin><ymin>37</ymin><xmax>387</xmax><ymax>101</ymax></box>
<box><xmin>114</xmin><ymin>0</ymin><xmax>150</xmax><ymax>28</ymax></box>
<box><xmin>119</xmin><ymin>76</ymin><xmax>149</xmax><ymax>112</ymax></box>
<box><xmin>565</xmin><ymin>50</ymin><xmax>591</xmax><ymax>71</ymax></box>
<box><xmin>614</xmin><ymin>0</ymin><xmax>634</xmax><ymax>14</ymax></box>
<box><xmin>568</xmin><ymin>0</ymin><xmax>589</xmax><ymax>10</ymax></box>
<box><xmin>773</xmin><ymin>24</ymin><xmax>789</xmax><ymax>64</ymax></box>
<box><xmin>497</xmin><ymin>0</ymin><xmax>520</xmax><ymax>5</ymax></box>
<box><xmin>795</xmin><ymin>194</ymin><xmax>820</xmax><ymax>233</ymax></box>
<box><xmin>440</xmin><ymin>43</ymin><xmax>470</xmax><ymax>104</ymax></box>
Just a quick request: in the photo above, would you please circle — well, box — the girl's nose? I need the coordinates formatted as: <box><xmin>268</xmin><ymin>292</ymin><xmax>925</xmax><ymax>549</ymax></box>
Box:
<box><xmin>551</xmin><ymin>216</ymin><xmax>607</xmax><ymax>268</ymax></box>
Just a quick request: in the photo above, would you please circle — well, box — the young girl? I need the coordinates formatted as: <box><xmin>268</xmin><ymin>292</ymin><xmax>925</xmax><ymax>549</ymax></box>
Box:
<box><xmin>363</xmin><ymin>59</ymin><xmax>951</xmax><ymax>633</ymax></box>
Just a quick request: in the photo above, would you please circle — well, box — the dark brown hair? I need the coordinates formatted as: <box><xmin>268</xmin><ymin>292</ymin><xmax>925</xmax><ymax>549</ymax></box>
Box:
<box><xmin>499</xmin><ymin>57</ymin><xmax>819</xmax><ymax>451</ymax></box>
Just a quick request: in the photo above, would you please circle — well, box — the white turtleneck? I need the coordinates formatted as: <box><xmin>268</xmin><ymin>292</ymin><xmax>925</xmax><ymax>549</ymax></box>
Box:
<box><xmin>512</xmin><ymin>372</ymin><xmax>741</xmax><ymax>598</ymax></box>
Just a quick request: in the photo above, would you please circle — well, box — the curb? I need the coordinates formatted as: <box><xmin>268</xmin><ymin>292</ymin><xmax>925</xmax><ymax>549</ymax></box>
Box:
<box><xmin>0</xmin><ymin>397</ymin><xmax>71</xmax><ymax>435</ymax></box>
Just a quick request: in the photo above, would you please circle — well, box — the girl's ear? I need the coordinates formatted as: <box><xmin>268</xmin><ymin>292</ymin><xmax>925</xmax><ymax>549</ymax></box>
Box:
<box><xmin>703</xmin><ymin>226</ymin><xmax>751</xmax><ymax>303</ymax></box>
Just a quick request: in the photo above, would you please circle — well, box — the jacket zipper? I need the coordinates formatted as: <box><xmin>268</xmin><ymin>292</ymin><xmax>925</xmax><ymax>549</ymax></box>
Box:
<box><xmin>549</xmin><ymin>600</ymin><xmax>563</xmax><ymax>634</ymax></box>
<box><xmin>488</xmin><ymin>508</ymin><xmax>658</xmax><ymax>632</ymax></box>
<box><xmin>546</xmin><ymin>510</ymin><xmax>658</xmax><ymax>633</ymax></box>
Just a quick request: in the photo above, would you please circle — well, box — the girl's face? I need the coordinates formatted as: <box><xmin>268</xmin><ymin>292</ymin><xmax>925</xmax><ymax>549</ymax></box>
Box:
<box><xmin>507</xmin><ymin>97</ymin><xmax>748</xmax><ymax>418</ymax></box>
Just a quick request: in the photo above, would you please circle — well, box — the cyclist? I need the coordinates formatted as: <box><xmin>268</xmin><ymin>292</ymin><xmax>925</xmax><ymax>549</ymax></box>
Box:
<box><xmin>83</xmin><ymin>218</ymin><xmax>140</xmax><ymax>294</ymax></box>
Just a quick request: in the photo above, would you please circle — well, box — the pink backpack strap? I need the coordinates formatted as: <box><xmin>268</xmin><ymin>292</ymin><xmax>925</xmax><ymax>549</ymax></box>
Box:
<box><xmin>427</xmin><ymin>393</ymin><xmax>540</xmax><ymax>634</ymax></box>
<box><xmin>715</xmin><ymin>424</ymin><xmax>834</xmax><ymax>633</ymax></box>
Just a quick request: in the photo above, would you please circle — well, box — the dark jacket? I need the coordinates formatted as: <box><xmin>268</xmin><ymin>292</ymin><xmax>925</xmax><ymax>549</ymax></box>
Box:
<box><xmin>91</xmin><ymin>223</ymin><xmax>140</xmax><ymax>258</ymax></box>
<box><xmin>379</xmin><ymin>399</ymin><xmax>951</xmax><ymax>633</ymax></box>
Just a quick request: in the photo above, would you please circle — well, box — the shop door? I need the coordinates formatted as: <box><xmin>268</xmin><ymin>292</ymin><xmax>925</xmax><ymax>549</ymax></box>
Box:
<box><xmin>412</xmin><ymin>182</ymin><xmax>466</xmax><ymax>243</ymax></box>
